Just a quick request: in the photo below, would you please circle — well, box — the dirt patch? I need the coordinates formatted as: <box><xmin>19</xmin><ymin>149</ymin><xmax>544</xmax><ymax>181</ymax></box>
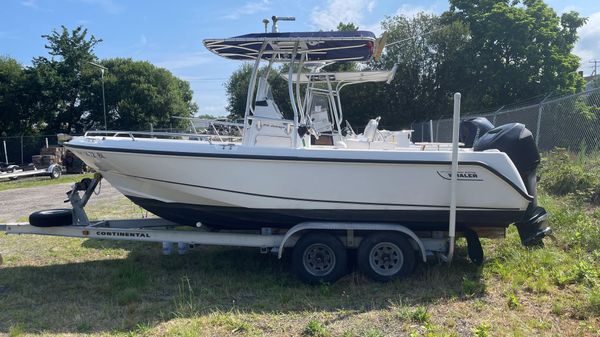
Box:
<box><xmin>0</xmin><ymin>179</ymin><xmax>123</xmax><ymax>222</ymax></box>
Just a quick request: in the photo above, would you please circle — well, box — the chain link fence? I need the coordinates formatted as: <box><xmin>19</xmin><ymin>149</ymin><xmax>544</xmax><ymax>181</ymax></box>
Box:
<box><xmin>1</xmin><ymin>135</ymin><xmax>59</xmax><ymax>165</ymax></box>
<box><xmin>411</xmin><ymin>87</ymin><xmax>600</xmax><ymax>152</ymax></box>
<box><xmin>3</xmin><ymin>87</ymin><xmax>600</xmax><ymax>164</ymax></box>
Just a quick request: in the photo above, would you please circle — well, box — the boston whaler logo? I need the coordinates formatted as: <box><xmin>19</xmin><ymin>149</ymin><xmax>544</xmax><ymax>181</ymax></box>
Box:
<box><xmin>437</xmin><ymin>170</ymin><xmax>482</xmax><ymax>181</ymax></box>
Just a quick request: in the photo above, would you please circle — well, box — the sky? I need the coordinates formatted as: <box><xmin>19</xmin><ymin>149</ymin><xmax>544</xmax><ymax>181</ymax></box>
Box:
<box><xmin>1</xmin><ymin>0</ymin><xmax>599</xmax><ymax>117</ymax></box>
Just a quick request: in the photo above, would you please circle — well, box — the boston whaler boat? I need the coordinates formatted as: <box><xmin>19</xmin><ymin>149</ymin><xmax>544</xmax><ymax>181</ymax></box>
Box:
<box><xmin>10</xmin><ymin>17</ymin><xmax>550</xmax><ymax>283</ymax></box>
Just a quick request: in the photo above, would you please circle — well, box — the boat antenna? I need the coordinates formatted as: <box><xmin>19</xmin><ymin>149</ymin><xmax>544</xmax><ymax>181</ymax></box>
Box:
<box><xmin>262</xmin><ymin>19</ymin><xmax>270</xmax><ymax>33</ymax></box>
<box><xmin>271</xmin><ymin>16</ymin><xmax>295</xmax><ymax>33</ymax></box>
<box><xmin>385</xmin><ymin>26</ymin><xmax>447</xmax><ymax>48</ymax></box>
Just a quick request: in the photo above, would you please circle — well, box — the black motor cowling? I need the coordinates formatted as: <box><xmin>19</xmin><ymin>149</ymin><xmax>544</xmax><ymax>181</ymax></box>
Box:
<box><xmin>460</xmin><ymin>117</ymin><xmax>495</xmax><ymax>148</ymax></box>
<box><xmin>473</xmin><ymin>123</ymin><xmax>540</xmax><ymax>183</ymax></box>
<box><xmin>473</xmin><ymin>123</ymin><xmax>550</xmax><ymax>246</ymax></box>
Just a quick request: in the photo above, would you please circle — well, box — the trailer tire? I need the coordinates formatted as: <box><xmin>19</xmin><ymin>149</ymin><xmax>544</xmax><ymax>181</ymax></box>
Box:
<box><xmin>357</xmin><ymin>232</ymin><xmax>415</xmax><ymax>282</ymax></box>
<box><xmin>292</xmin><ymin>232</ymin><xmax>347</xmax><ymax>284</ymax></box>
<box><xmin>50</xmin><ymin>166</ymin><xmax>61</xmax><ymax>179</ymax></box>
<box><xmin>29</xmin><ymin>209</ymin><xmax>72</xmax><ymax>227</ymax></box>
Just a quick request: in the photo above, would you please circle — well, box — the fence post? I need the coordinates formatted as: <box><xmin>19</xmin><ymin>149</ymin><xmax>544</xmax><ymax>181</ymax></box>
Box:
<box><xmin>429</xmin><ymin>119</ymin><xmax>434</xmax><ymax>142</ymax></box>
<box><xmin>3</xmin><ymin>140</ymin><xmax>7</xmax><ymax>164</ymax></box>
<box><xmin>20</xmin><ymin>135</ymin><xmax>24</xmax><ymax>165</ymax></box>
<box><xmin>535</xmin><ymin>95</ymin><xmax>551</xmax><ymax>147</ymax></box>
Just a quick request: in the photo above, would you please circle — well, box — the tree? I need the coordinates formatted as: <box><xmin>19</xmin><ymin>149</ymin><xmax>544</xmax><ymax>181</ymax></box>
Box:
<box><xmin>81</xmin><ymin>58</ymin><xmax>197</xmax><ymax>130</ymax></box>
<box><xmin>225</xmin><ymin>63</ymin><xmax>291</xmax><ymax>120</ymax></box>
<box><xmin>0</xmin><ymin>57</ymin><xmax>46</xmax><ymax>135</ymax></box>
<box><xmin>0</xmin><ymin>57</ymin><xmax>27</xmax><ymax>135</ymax></box>
<box><xmin>32</xmin><ymin>25</ymin><xmax>102</xmax><ymax>133</ymax></box>
<box><xmin>444</xmin><ymin>0</ymin><xmax>586</xmax><ymax>108</ymax></box>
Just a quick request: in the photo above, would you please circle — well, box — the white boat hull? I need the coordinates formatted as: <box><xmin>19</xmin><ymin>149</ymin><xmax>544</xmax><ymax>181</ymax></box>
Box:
<box><xmin>65</xmin><ymin>137</ymin><xmax>532</xmax><ymax>230</ymax></box>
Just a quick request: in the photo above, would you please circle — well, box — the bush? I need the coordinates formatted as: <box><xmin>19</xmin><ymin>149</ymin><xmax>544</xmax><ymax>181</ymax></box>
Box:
<box><xmin>539</xmin><ymin>148</ymin><xmax>598</xmax><ymax>197</ymax></box>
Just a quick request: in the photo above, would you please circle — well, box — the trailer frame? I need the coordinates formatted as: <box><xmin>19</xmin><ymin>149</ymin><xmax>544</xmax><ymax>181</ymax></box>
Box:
<box><xmin>0</xmin><ymin>163</ymin><xmax>62</xmax><ymax>181</ymax></box>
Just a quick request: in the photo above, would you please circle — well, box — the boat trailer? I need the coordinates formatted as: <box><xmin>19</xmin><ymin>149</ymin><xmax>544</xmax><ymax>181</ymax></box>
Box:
<box><xmin>0</xmin><ymin>173</ymin><xmax>498</xmax><ymax>283</ymax></box>
<box><xmin>0</xmin><ymin>164</ymin><xmax>62</xmax><ymax>181</ymax></box>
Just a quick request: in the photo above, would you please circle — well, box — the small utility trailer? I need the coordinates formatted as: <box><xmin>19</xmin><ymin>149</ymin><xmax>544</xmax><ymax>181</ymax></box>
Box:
<box><xmin>0</xmin><ymin>163</ymin><xmax>62</xmax><ymax>181</ymax></box>
<box><xmin>0</xmin><ymin>173</ymin><xmax>499</xmax><ymax>284</ymax></box>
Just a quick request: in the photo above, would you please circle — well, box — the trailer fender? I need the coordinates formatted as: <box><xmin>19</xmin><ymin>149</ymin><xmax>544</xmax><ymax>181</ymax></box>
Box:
<box><xmin>277</xmin><ymin>222</ymin><xmax>427</xmax><ymax>262</ymax></box>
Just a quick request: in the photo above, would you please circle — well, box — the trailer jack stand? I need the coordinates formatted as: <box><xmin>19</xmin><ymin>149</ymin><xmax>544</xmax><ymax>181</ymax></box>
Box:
<box><xmin>464</xmin><ymin>229</ymin><xmax>484</xmax><ymax>266</ymax></box>
<box><xmin>67</xmin><ymin>173</ymin><xmax>103</xmax><ymax>226</ymax></box>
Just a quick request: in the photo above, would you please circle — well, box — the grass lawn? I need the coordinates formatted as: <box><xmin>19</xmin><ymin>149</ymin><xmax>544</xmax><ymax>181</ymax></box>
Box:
<box><xmin>0</xmin><ymin>173</ymin><xmax>93</xmax><ymax>192</ymax></box>
<box><xmin>0</xmin><ymin>193</ymin><xmax>598</xmax><ymax>336</ymax></box>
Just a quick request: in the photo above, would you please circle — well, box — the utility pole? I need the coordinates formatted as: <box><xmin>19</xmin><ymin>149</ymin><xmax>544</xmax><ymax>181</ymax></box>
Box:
<box><xmin>590</xmin><ymin>59</ymin><xmax>599</xmax><ymax>77</ymax></box>
<box><xmin>88</xmin><ymin>61</ymin><xmax>108</xmax><ymax>131</ymax></box>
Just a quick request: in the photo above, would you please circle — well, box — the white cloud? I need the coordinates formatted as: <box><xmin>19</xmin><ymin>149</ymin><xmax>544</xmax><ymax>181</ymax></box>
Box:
<box><xmin>20</xmin><ymin>0</ymin><xmax>39</xmax><ymax>9</ymax></box>
<box><xmin>557</xmin><ymin>5</ymin><xmax>581</xmax><ymax>15</ymax></box>
<box><xmin>311</xmin><ymin>0</ymin><xmax>373</xmax><ymax>31</ymax></box>
<box><xmin>574</xmin><ymin>11</ymin><xmax>600</xmax><ymax>75</ymax></box>
<box><xmin>367</xmin><ymin>1</ymin><xmax>376</xmax><ymax>13</ymax></box>
<box><xmin>75</xmin><ymin>0</ymin><xmax>123</xmax><ymax>15</ymax></box>
<box><xmin>20</xmin><ymin>0</ymin><xmax>52</xmax><ymax>12</ymax></box>
<box><xmin>155</xmin><ymin>52</ymin><xmax>214</xmax><ymax>71</ymax></box>
<box><xmin>140</xmin><ymin>35</ymin><xmax>147</xmax><ymax>46</ymax></box>
<box><xmin>309</xmin><ymin>0</ymin><xmax>383</xmax><ymax>34</ymax></box>
<box><xmin>198</xmin><ymin>104</ymin><xmax>228</xmax><ymax>117</ymax></box>
<box><xmin>395</xmin><ymin>3</ymin><xmax>441</xmax><ymax>18</ymax></box>
<box><xmin>223</xmin><ymin>0</ymin><xmax>270</xmax><ymax>20</ymax></box>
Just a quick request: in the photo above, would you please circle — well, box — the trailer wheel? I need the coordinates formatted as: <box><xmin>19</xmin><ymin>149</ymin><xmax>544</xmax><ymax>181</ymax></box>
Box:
<box><xmin>29</xmin><ymin>209</ymin><xmax>72</xmax><ymax>227</ymax></box>
<box><xmin>292</xmin><ymin>232</ymin><xmax>348</xmax><ymax>284</ymax></box>
<box><xmin>50</xmin><ymin>166</ymin><xmax>61</xmax><ymax>179</ymax></box>
<box><xmin>357</xmin><ymin>232</ymin><xmax>415</xmax><ymax>282</ymax></box>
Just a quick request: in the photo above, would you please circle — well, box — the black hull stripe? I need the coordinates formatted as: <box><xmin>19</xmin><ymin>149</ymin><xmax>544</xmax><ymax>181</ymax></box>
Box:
<box><xmin>64</xmin><ymin>142</ymin><xmax>533</xmax><ymax>201</ymax></box>
<box><xmin>117</xmin><ymin>172</ymin><xmax>521</xmax><ymax>211</ymax></box>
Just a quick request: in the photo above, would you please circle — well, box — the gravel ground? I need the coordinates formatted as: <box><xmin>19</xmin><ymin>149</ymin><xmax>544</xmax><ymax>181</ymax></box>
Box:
<box><xmin>0</xmin><ymin>180</ymin><xmax>123</xmax><ymax>222</ymax></box>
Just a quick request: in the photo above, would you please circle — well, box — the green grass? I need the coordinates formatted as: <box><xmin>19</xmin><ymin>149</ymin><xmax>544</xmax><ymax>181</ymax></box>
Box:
<box><xmin>0</xmin><ymin>189</ymin><xmax>599</xmax><ymax>335</ymax></box>
<box><xmin>0</xmin><ymin>173</ymin><xmax>92</xmax><ymax>192</ymax></box>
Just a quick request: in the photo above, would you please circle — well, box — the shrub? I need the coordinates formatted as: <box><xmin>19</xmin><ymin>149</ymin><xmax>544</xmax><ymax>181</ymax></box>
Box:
<box><xmin>539</xmin><ymin>149</ymin><xmax>598</xmax><ymax>197</ymax></box>
<box><xmin>410</xmin><ymin>307</ymin><xmax>430</xmax><ymax>323</ymax></box>
<box><xmin>304</xmin><ymin>320</ymin><xmax>330</xmax><ymax>337</ymax></box>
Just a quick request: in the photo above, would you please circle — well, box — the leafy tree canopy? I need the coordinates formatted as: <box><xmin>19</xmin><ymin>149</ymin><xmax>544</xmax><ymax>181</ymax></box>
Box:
<box><xmin>81</xmin><ymin>58</ymin><xmax>198</xmax><ymax>130</ymax></box>
<box><xmin>0</xmin><ymin>25</ymin><xmax>198</xmax><ymax>136</ymax></box>
<box><xmin>444</xmin><ymin>0</ymin><xmax>587</xmax><ymax>107</ymax></box>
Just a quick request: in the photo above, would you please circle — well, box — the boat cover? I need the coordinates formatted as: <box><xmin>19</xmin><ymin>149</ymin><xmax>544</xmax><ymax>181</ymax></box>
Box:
<box><xmin>203</xmin><ymin>31</ymin><xmax>376</xmax><ymax>62</ymax></box>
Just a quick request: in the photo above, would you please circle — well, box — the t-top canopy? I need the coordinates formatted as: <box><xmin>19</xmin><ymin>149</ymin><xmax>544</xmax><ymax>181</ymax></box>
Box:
<box><xmin>203</xmin><ymin>31</ymin><xmax>376</xmax><ymax>62</ymax></box>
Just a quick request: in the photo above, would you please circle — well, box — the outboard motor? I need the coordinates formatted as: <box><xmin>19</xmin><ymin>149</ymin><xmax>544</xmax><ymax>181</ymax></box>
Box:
<box><xmin>460</xmin><ymin>117</ymin><xmax>494</xmax><ymax>148</ymax></box>
<box><xmin>473</xmin><ymin>123</ymin><xmax>551</xmax><ymax>246</ymax></box>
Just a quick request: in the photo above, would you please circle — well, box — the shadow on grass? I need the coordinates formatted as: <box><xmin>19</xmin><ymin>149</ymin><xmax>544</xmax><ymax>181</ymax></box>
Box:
<box><xmin>0</xmin><ymin>240</ymin><xmax>484</xmax><ymax>334</ymax></box>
